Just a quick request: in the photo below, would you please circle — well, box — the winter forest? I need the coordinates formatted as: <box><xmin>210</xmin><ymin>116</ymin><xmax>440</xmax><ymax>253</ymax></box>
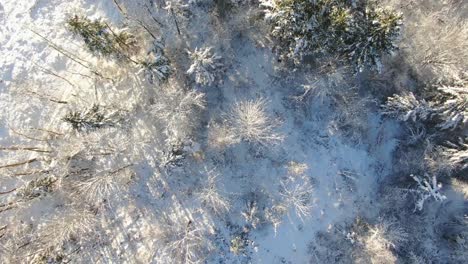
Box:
<box><xmin>0</xmin><ymin>0</ymin><xmax>467</xmax><ymax>263</ymax></box>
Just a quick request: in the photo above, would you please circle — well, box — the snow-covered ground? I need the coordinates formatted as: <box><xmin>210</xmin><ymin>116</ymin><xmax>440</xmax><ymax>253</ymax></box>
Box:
<box><xmin>0</xmin><ymin>0</ymin><xmax>465</xmax><ymax>263</ymax></box>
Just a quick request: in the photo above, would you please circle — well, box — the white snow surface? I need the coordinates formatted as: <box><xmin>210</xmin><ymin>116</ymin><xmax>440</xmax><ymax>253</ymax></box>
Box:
<box><xmin>0</xmin><ymin>0</ymin><xmax>399</xmax><ymax>263</ymax></box>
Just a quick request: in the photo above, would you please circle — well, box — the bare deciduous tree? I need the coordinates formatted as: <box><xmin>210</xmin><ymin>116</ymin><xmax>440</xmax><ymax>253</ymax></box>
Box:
<box><xmin>223</xmin><ymin>98</ymin><xmax>283</xmax><ymax>146</ymax></box>
<box><xmin>197</xmin><ymin>172</ymin><xmax>230</xmax><ymax>215</ymax></box>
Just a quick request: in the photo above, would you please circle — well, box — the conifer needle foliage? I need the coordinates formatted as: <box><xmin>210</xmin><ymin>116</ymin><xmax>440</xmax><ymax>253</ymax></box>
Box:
<box><xmin>63</xmin><ymin>104</ymin><xmax>119</xmax><ymax>132</ymax></box>
<box><xmin>67</xmin><ymin>15</ymin><xmax>137</xmax><ymax>60</ymax></box>
<box><xmin>260</xmin><ymin>0</ymin><xmax>402</xmax><ymax>71</ymax></box>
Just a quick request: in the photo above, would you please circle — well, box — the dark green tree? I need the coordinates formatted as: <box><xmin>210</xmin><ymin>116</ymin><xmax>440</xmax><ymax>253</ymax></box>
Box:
<box><xmin>63</xmin><ymin>104</ymin><xmax>118</xmax><ymax>132</ymax></box>
<box><xmin>261</xmin><ymin>0</ymin><xmax>402</xmax><ymax>71</ymax></box>
<box><xmin>67</xmin><ymin>15</ymin><xmax>137</xmax><ymax>60</ymax></box>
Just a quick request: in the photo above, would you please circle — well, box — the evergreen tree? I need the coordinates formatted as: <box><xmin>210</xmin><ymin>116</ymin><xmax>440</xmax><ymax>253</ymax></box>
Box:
<box><xmin>345</xmin><ymin>5</ymin><xmax>402</xmax><ymax>71</ymax></box>
<box><xmin>260</xmin><ymin>0</ymin><xmax>402</xmax><ymax>71</ymax></box>
<box><xmin>187</xmin><ymin>47</ymin><xmax>223</xmax><ymax>86</ymax></box>
<box><xmin>138</xmin><ymin>40</ymin><xmax>172</xmax><ymax>84</ymax></box>
<box><xmin>67</xmin><ymin>15</ymin><xmax>137</xmax><ymax>60</ymax></box>
<box><xmin>63</xmin><ymin>104</ymin><xmax>118</xmax><ymax>132</ymax></box>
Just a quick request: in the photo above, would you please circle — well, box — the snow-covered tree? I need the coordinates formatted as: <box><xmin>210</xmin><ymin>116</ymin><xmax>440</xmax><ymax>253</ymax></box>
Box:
<box><xmin>207</xmin><ymin>122</ymin><xmax>239</xmax><ymax>149</ymax></box>
<box><xmin>197</xmin><ymin>173</ymin><xmax>230</xmax><ymax>215</ymax></box>
<box><xmin>67</xmin><ymin>15</ymin><xmax>138</xmax><ymax>59</ymax></box>
<box><xmin>279</xmin><ymin>173</ymin><xmax>313</xmax><ymax>220</ymax></box>
<box><xmin>74</xmin><ymin>164</ymin><xmax>133</xmax><ymax>206</ymax></box>
<box><xmin>154</xmin><ymin>212</ymin><xmax>214</xmax><ymax>263</ymax></box>
<box><xmin>222</xmin><ymin>98</ymin><xmax>283</xmax><ymax>146</ymax></box>
<box><xmin>382</xmin><ymin>83</ymin><xmax>467</xmax><ymax>131</ymax></box>
<box><xmin>441</xmin><ymin>139</ymin><xmax>468</xmax><ymax>173</ymax></box>
<box><xmin>242</xmin><ymin>200</ymin><xmax>263</xmax><ymax>229</ymax></box>
<box><xmin>63</xmin><ymin>104</ymin><xmax>121</xmax><ymax>132</ymax></box>
<box><xmin>151</xmin><ymin>86</ymin><xmax>206</xmax><ymax>144</ymax></box>
<box><xmin>451</xmin><ymin>178</ymin><xmax>468</xmax><ymax>199</ymax></box>
<box><xmin>139</xmin><ymin>40</ymin><xmax>172</xmax><ymax>84</ymax></box>
<box><xmin>187</xmin><ymin>47</ymin><xmax>223</xmax><ymax>86</ymax></box>
<box><xmin>400</xmin><ymin>4</ymin><xmax>468</xmax><ymax>83</ymax></box>
<box><xmin>359</xmin><ymin>219</ymin><xmax>408</xmax><ymax>263</ymax></box>
<box><xmin>433</xmin><ymin>85</ymin><xmax>467</xmax><ymax>131</ymax></box>
<box><xmin>410</xmin><ymin>173</ymin><xmax>447</xmax><ymax>211</ymax></box>
<box><xmin>260</xmin><ymin>0</ymin><xmax>401</xmax><ymax>70</ymax></box>
<box><xmin>381</xmin><ymin>92</ymin><xmax>432</xmax><ymax>123</ymax></box>
<box><xmin>329</xmin><ymin>90</ymin><xmax>372</xmax><ymax>143</ymax></box>
<box><xmin>264</xmin><ymin>204</ymin><xmax>287</xmax><ymax>236</ymax></box>
<box><xmin>25</xmin><ymin>208</ymin><xmax>98</xmax><ymax>262</ymax></box>
<box><xmin>346</xmin><ymin>5</ymin><xmax>402</xmax><ymax>71</ymax></box>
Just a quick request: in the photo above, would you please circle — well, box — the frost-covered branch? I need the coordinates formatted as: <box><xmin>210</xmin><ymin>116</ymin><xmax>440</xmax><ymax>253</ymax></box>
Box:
<box><xmin>223</xmin><ymin>98</ymin><xmax>283</xmax><ymax>146</ymax></box>
<box><xmin>434</xmin><ymin>85</ymin><xmax>468</xmax><ymax>130</ymax></box>
<box><xmin>197</xmin><ymin>173</ymin><xmax>230</xmax><ymax>215</ymax></box>
<box><xmin>381</xmin><ymin>92</ymin><xmax>432</xmax><ymax>122</ymax></box>
<box><xmin>410</xmin><ymin>174</ymin><xmax>447</xmax><ymax>211</ymax></box>
<box><xmin>151</xmin><ymin>86</ymin><xmax>205</xmax><ymax>144</ymax></box>
<box><xmin>279</xmin><ymin>174</ymin><xmax>313</xmax><ymax>220</ymax></box>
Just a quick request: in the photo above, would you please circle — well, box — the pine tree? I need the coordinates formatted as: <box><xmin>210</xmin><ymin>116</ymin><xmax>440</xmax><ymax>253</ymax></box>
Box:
<box><xmin>138</xmin><ymin>40</ymin><xmax>172</xmax><ymax>84</ymax></box>
<box><xmin>345</xmin><ymin>5</ymin><xmax>402</xmax><ymax>71</ymax></box>
<box><xmin>260</xmin><ymin>0</ymin><xmax>401</xmax><ymax>71</ymax></box>
<box><xmin>67</xmin><ymin>15</ymin><xmax>137</xmax><ymax>60</ymax></box>
<box><xmin>187</xmin><ymin>47</ymin><xmax>223</xmax><ymax>86</ymax></box>
<box><xmin>63</xmin><ymin>104</ymin><xmax>119</xmax><ymax>132</ymax></box>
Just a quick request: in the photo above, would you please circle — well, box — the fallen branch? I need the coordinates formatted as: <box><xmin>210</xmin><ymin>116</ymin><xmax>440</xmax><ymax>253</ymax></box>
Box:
<box><xmin>0</xmin><ymin>158</ymin><xmax>38</xmax><ymax>169</ymax></box>
<box><xmin>144</xmin><ymin>3</ymin><xmax>164</xmax><ymax>27</ymax></box>
<box><xmin>32</xmin><ymin>61</ymin><xmax>78</xmax><ymax>89</ymax></box>
<box><xmin>109</xmin><ymin>163</ymin><xmax>134</xmax><ymax>175</ymax></box>
<box><xmin>0</xmin><ymin>188</ymin><xmax>17</xmax><ymax>195</ymax></box>
<box><xmin>0</xmin><ymin>146</ymin><xmax>51</xmax><ymax>153</ymax></box>
<box><xmin>29</xmin><ymin>29</ymin><xmax>91</xmax><ymax>69</ymax></box>
<box><xmin>25</xmin><ymin>89</ymin><xmax>68</xmax><ymax>104</ymax></box>
<box><xmin>112</xmin><ymin>0</ymin><xmax>127</xmax><ymax>16</ymax></box>
<box><xmin>9</xmin><ymin>127</ymin><xmax>48</xmax><ymax>142</ymax></box>
<box><xmin>170</xmin><ymin>8</ymin><xmax>181</xmax><ymax>35</ymax></box>
<box><xmin>31</xmin><ymin>128</ymin><xmax>64</xmax><ymax>136</ymax></box>
<box><xmin>135</xmin><ymin>19</ymin><xmax>158</xmax><ymax>40</ymax></box>
<box><xmin>0</xmin><ymin>202</ymin><xmax>17</xmax><ymax>214</ymax></box>
<box><xmin>11</xmin><ymin>169</ymin><xmax>50</xmax><ymax>177</ymax></box>
<box><xmin>29</xmin><ymin>28</ymin><xmax>113</xmax><ymax>81</ymax></box>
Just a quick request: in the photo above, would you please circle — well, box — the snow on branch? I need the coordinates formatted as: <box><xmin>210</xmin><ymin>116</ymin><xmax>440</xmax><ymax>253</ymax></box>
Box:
<box><xmin>197</xmin><ymin>173</ymin><xmax>230</xmax><ymax>215</ymax></box>
<box><xmin>382</xmin><ymin>83</ymin><xmax>467</xmax><ymax>131</ymax></box>
<box><xmin>260</xmin><ymin>0</ymin><xmax>402</xmax><ymax>70</ymax></box>
<box><xmin>434</xmin><ymin>85</ymin><xmax>468</xmax><ymax>130</ymax></box>
<box><xmin>381</xmin><ymin>92</ymin><xmax>432</xmax><ymax>122</ymax></box>
<box><xmin>279</xmin><ymin>176</ymin><xmax>313</xmax><ymax>220</ymax></box>
<box><xmin>441</xmin><ymin>139</ymin><xmax>468</xmax><ymax>171</ymax></box>
<box><xmin>138</xmin><ymin>40</ymin><xmax>172</xmax><ymax>84</ymax></box>
<box><xmin>187</xmin><ymin>47</ymin><xmax>223</xmax><ymax>86</ymax></box>
<box><xmin>410</xmin><ymin>174</ymin><xmax>446</xmax><ymax>211</ymax></box>
<box><xmin>224</xmin><ymin>98</ymin><xmax>283</xmax><ymax>146</ymax></box>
